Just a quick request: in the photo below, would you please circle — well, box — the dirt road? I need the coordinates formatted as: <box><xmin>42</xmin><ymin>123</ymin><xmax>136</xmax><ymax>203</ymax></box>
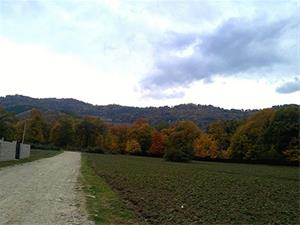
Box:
<box><xmin>0</xmin><ymin>151</ymin><xmax>93</xmax><ymax>225</ymax></box>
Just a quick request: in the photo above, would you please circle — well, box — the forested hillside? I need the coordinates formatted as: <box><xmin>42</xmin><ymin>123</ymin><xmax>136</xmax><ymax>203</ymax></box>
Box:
<box><xmin>0</xmin><ymin>95</ymin><xmax>254</xmax><ymax>128</ymax></box>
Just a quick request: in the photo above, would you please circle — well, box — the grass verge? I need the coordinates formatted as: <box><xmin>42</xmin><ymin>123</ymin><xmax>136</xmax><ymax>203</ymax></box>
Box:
<box><xmin>80</xmin><ymin>153</ymin><xmax>143</xmax><ymax>225</ymax></box>
<box><xmin>0</xmin><ymin>149</ymin><xmax>63</xmax><ymax>169</ymax></box>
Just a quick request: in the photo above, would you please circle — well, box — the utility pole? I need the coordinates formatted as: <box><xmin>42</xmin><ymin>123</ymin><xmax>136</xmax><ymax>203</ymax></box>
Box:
<box><xmin>22</xmin><ymin>121</ymin><xmax>27</xmax><ymax>144</ymax></box>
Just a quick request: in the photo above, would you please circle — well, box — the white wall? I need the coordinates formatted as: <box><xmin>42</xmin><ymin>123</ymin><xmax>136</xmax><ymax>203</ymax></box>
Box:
<box><xmin>20</xmin><ymin>144</ymin><xmax>31</xmax><ymax>159</ymax></box>
<box><xmin>0</xmin><ymin>140</ymin><xmax>17</xmax><ymax>161</ymax></box>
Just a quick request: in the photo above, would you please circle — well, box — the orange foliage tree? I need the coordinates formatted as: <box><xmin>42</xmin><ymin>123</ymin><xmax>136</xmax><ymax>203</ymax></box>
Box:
<box><xmin>109</xmin><ymin>124</ymin><xmax>129</xmax><ymax>154</ymax></box>
<box><xmin>149</xmin><ymin>131</ymin><xmax>165</xmax><ymax>156</ymax></box>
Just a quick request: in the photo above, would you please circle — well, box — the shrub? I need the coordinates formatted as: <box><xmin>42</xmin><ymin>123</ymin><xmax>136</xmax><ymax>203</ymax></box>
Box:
<box><xmin>283</xmin><ymin>149</ymin><xmax>300</xmax><ymax>162</ymax></box>
<box><xmin>164</xmin><ymin>147</ymin><xmax>191</xmax><ymax>163</ymax></box>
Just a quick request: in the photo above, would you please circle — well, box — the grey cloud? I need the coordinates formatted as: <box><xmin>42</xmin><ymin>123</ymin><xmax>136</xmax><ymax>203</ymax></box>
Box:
<box><xmin>158</xmin><ymin>32</ymin><xmax>197</xmax><ymax>51</ymax></box>
<box><xmin>141</xmin><ymin>17</ymin><xmax>298</xmax><ymax>93</ymax></box>
<box><xmin>276</xmin><ymin>78</ymin><xmax>300</xmax><ymax>94</ymax></box>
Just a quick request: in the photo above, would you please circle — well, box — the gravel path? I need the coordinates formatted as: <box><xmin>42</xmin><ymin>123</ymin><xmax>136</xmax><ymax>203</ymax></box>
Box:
<box><xmin>0</xmin><ymin>151</ymin><xmax>93</xmax><ymax>225</ymax></box>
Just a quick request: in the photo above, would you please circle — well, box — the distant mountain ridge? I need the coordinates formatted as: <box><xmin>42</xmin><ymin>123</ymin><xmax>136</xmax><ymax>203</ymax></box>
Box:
<box><xmin>0</xmin><ymin>95</ymin><xmax>258</xmax><ymax>128</ymax></box>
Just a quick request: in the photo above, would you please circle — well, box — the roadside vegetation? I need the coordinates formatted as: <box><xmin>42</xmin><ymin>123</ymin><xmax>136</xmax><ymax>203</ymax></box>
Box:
<box><xmin>84</xmin><ymin>153</ymin><xmax>300</xmax><ymax>225</ymax></box>
<box><xmin>0</xmin><ymin>149</ymin><xmax>62</xmax><ymax>169</ymax></box>
<box><xmin>80</xmin><ymin>153</ymin><xmax>143</xmax><ymax>225</ymax></box>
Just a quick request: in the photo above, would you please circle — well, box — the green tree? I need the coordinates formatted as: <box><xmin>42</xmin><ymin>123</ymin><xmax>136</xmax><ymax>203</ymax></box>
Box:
<box><xmin>264</xmin><ymin>105</ymin><xmax>299</xmax><ymax>153</ymax></box>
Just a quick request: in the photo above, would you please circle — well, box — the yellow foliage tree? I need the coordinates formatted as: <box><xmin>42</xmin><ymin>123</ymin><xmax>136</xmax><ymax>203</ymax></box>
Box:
<box><xmin>193</xmin><ymin>134</ymin><xmax>218</xmax><ymax>159</ymax></box>
<box><xmin>128</xmin><ymin>118</ymin><xmax>152</xmax><ymax>154</ymax></box>
<box><xmin>125</xmin><ymin>139</ymin><xmax>141</xmax><ymax>155</ymax></box>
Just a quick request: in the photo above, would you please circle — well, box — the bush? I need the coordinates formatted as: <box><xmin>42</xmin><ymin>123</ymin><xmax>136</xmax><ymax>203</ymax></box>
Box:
<box><xmin>283</xmin><ymin>149</ymin><xmax>300</xmax><ymax>162</ymax></box>
<box><xmin>164</xmin><ymin>147</ymin><xmax>191</xmax><ymax>163</ymax></box>
<box><xmin>31</xmin><ymin>143</ymin><xmax>60</xmax><ymax>151</ymax></box>
<box><xmin>85</xmin><ymin>146</ymin><xmax>105</xmax><ymax>154</ymax></box>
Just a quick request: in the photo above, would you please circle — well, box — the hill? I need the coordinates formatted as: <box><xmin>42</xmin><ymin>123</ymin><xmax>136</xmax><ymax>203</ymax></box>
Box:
<box><xmin>0</xmin><ymin>95</ymin><xmax>255</xmax><ymax>128</ymax></box>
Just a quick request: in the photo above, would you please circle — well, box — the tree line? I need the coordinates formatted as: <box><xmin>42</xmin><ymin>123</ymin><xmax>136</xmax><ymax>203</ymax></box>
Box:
<box><xmin>0</xmin><ymin>105</ymin><xmax>298</xmax><ymax>163</ymax></box>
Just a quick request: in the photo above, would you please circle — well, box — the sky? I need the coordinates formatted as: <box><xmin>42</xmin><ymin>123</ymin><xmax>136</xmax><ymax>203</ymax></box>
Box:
<box><xmin>0</xmin><ymin>0</ymin><xmax>299</xmax><ymax>109</ymax></box>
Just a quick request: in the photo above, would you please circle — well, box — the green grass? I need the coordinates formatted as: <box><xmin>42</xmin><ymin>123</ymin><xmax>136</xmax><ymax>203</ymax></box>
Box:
<box><xmin>0</xmin><ymin>149</ymin><xmax>63</xmax><ymax>169</ymax></box>
<box><xmin>81</xmin><ymin>153</ymin><xmax>143</xmax><ymax>225</ymax></box>
<box><xmin>85</xmin><ymin>153</ymin><xmax>300</xmax><ymax>225</ymax></box>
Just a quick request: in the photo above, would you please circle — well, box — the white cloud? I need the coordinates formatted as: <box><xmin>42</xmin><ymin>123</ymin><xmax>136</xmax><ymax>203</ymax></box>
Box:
<box><xmin>136</xmin><ymin>77</ymin><xmax>299</xmax><ymax>109</ymax></box>
<box><xmin>184</xmin><ymin>77</ymin><xmax>300</xmax><ymax>109</ymax></box>
<box><xmin>0</xmin><ymin>37</ymin><xmax>141</xmax><ymax>106</ymax></box>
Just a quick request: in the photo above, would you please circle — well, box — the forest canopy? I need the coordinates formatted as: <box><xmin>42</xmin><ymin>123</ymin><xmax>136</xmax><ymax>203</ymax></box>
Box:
<box><xmin>0</xmin><ymin>105</ymin><xmax>298</xmax><ymax>163</ymax></box>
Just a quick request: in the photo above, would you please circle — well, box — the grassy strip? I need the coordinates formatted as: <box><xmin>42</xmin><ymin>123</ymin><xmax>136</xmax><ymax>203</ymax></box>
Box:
<box><xmin>80</xmin><ymin>153</ymin><xmax>143</xmax><ymax>225</ymax></box>
<box><xmin>0</xmin><ymin>149</ymin><xmax>63</xmax><ymax>169</ymax></box>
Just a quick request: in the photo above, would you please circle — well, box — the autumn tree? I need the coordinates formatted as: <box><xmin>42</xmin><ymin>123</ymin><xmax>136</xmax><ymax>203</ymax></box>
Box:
<box><xmin>125</xmin><ymin>139</ymin><xmax>141</xmax><ymax>155</ymax></box>
<box><xmin>207</xmin><ymin>120</ymin><xmax>240</xmax><ymax>150</ymax></box>
<box><xmin>149</xmin><ymin>131</ymin><xmax>165</xmax><ymax>156</ymax></box>
<box><xmin>264</xmin><ymin>105</ymin><xmax>300</xmax><ymax>162</ymax></box>
<box><xmin>264</xmin><ymin>106</ymin><xmax>299</xmax><ymax>151</ymax></box>
<box><xmin>14</xmin><ymin>120</ymin><xmax>26</xmax><ymax>142</ymax></box>
<box><xmin>229</xmin><ymin>109</ymin><xmax>275</xmax><ymax>161</ymax></box>
<box><xmin>129</xmin><ymin>118</ymin><xmax>153</xmax><ymax>155</ymax></box>
<box><xmin>165</xmin><ymin>121</ymin><xmax>201</xmax><ymax>162</ymax></box>
<box><xmin>103</xmin><ymin>133</ymin><xmax>119</xmax><ymax>154</ymax></box>
<box><xmin>49</xmin><ymin>118</ymin><xmax>74</xmax><ymax>148</ymax></box>
<box><xmin>193</xmin><ymin>134</ymin><xmax>218</xmax><ymax>159</ymax></box>
<box><xmin>102</xmin><ymin>134</ymin><xmax>113</xmax><ymax>152</ymax></box>
<box><xmin>154</xmin><ymin>121</ymin><xmax>170</xmax><ymax>131</ymax></box>
<box><xmin>75</xmin><ymin>116</ymin><xmax>107</xmax><ymax>150</ymax></box>
<box><xmin>109</xmin><ymin>124</ymin><xmax>129</xmax><ymax>154</ymax></box>
<box><xmin>207</xmin><ymin>120</ymin><xmax>240</xmax><ymax>159</ymax></box>
<box><xmin>25</xmin><ymin>109</ymin><xmax>48</xmax><ymax>144</ymax></box>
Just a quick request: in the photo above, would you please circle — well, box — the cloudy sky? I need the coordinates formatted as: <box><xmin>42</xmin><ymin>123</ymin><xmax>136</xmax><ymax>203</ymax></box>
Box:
<box><xmin>0</xmin><ymin>0</ymin><xmax>299</xmax><ymax>109</ymax></box>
